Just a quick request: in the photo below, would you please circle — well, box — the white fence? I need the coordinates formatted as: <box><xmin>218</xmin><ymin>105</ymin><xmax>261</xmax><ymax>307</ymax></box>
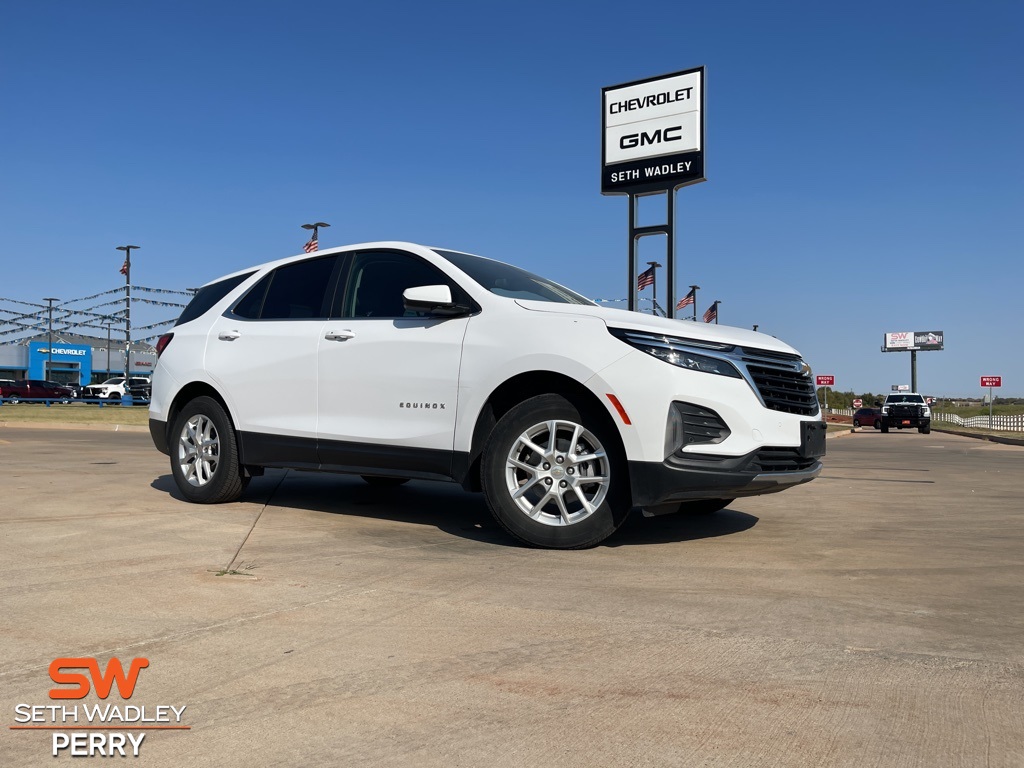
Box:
<box><xmin>933</xmin><ymin>412</ymin><xmax>1024</xmax><ymax>432</ymax></box>
<box><xmin>827</xmin><ymin>407</ymin><xmax>1024</xmax><ymax>432</ymax></box>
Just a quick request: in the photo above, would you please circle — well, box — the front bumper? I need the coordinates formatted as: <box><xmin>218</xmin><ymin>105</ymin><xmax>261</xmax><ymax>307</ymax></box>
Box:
<box><xmin>629</xmin><ymin>420</ymin><xmax>825</xmax><ymax>509</ymax></box>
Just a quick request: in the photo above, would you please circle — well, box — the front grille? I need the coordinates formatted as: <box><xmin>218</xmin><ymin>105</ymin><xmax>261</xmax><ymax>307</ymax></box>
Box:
<box><xmin>741</xmin><ymin>347</ymin><xmax>818</xmax><ymax>416</ymax></box>
<box><xmin>750</xmin><ymin>447</ymin><xmax>817</xmax><ymax>473</ymax></box>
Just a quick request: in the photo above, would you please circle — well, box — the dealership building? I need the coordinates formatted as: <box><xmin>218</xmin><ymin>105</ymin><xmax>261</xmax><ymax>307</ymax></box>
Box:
<box><xmin>0</xmin><ymin>335</ymin><xmax>157</xmax><ymax>385</ymax></box>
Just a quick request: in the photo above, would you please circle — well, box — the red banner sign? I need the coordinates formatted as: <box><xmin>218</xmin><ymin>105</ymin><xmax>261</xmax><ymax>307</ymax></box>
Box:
<box><xmin>852</xmin><ymin>399</ymin><xmax>863</xmax><ymax>408</ymax></box>
<box><xmin>815</xmin><ymin>375</ymin><xmax>835</xmax><ymax>386</ymax></box>
<box><xmin>980</xmin><ymin>376</ymin><xmax>1002</xmax><ymax>387</ymax></box>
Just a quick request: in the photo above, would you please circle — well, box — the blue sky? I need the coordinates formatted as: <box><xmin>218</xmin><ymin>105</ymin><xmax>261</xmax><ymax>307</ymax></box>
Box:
<box><xmin>1</xmin><ymin>1</ymin><xmax>1021</xmax><ymax>396</ymax></box>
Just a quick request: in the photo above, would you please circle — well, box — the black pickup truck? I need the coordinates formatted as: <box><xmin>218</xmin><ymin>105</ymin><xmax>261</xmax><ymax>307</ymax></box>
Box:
<box><xmin>880</xmin><ymin>393</ymin><xmax>931</xmax><ymax>434</ymax></box>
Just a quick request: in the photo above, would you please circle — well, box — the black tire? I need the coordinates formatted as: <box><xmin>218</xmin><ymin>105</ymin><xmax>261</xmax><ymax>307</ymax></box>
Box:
<box><xmin>169</xmin><ymin>396</ymin><xmax>248</xmax><ymax>503</ymax></box>
<box><xmin>880</xmin><ymin>420</ymin><xmax>889</xmax><ymax>433</ymax></box>
<box><xmin>59</xmin><ymin>397</ymin><xmax>71</xmax><ymax>404</ymax></box>
<box><xmin>853</xmin><ymin>419</ymin><xmax>861</xmax><ymax>428</ymax></box>
<box><xmin>919</xmin><ymin>425</ymin><xmax>931</xmax><ymax>434</ymax></box>
<box><xmin>873</xmin><ymin>419</ymin><xmax>881</xmax><ymax>429</ymax></box>
<box><xmin>481</xmin><ymin>394</ymin><xmax>629</xmax><ymax>549</ymax></box>
<box><xmin>360</xmin><ymin>475</ymin><xmax>409</xmax><ymax>487</ymax></box>
<box><xmin>677</xmin><ymin>498</ymin><xmax>734</xmax><ymax>516</ymax></box>
<box><xmin>9</xmin><ymin>394</ymin><xmax>22</xmax><ymax>404</ymax></box>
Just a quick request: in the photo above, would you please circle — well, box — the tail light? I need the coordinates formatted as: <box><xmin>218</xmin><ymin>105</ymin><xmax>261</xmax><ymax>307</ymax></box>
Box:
<box><xmin>155</xmin><ymin>333</ymin><xmax>174</xmax><ymax>357</ymax></box>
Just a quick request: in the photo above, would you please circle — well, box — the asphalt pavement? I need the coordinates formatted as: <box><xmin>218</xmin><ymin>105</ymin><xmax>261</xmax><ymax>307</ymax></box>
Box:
<box><xmin>1</xmin><ymin>426</ymin><xmax>1022</xmax><ymax>766</ymax></box>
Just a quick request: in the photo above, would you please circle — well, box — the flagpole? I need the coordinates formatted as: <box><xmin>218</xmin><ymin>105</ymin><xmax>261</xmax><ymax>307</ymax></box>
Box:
<box><xmin>647</xmin><ymin>261</ymin><xmax>661</xmax><ymax>316</ymax></box>
<box><xmin>116</xmin><ymin>245</ymin><xmax>139</xmax><ymax>385</ymax></box>
<box><xmin>301</xmin><ymin>221</ymin><xmax>331</xmax><ymax>252</ymax></box>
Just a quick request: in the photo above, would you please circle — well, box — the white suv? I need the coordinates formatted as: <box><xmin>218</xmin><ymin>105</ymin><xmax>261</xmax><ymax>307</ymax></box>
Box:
<box><xmin>149</xmin><ymin>242</ymin><xmax>824</xmax><ymax>548</ymax></box>
<box><xmin>84</xmin><ymin>377</ymin><xmax>150</xmax><ymax>400</ymax></box>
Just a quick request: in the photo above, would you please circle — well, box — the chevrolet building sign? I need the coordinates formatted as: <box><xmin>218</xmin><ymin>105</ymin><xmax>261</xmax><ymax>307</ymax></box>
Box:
<box><xmin>602</xmin><ymin>67</ymin><xmax>705</xmax><ymax>194</ymax></box>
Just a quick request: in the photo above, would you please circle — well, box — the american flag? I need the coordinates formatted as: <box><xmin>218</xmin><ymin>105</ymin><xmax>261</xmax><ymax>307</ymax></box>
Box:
<box><xmin>119</xmin><ymin>259</ymin><xmax>129</xmax><ymax>276</ymax></box>
<box><xmin>303</xmin><ymin>237</ymin><xmax>318</xmax><ymax>254</ymax></box>
<box><xmin>637</xmin><ymin>266</ymin><xmax>655</xmax><ymax>291</ymax></box>
<box><xmin>703</xmin><ymin>302</ymin><xmax>718</xmax><ymax>324</ymax></box>
<box><xmin>675</xmin><ymin>288</ymin><xmax>695</xmax><ymax>311</ymax></box>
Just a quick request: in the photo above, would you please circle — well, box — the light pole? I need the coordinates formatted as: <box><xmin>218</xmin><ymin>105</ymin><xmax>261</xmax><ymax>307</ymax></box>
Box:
<box><xmin>301</xmin><ymin>222</ymin><xmax>330</xmax><ymax>253</ymax></box>
<box><xmin>43</xmin><ymin>297</ymin><xmax>60</xmax><ymax>381</ymax></box>
<box><xmin>116</xmin><ymin>245</ymin><xmax>139</xmax><ymax>382</ymax></box>
<box><xmin>688</xmin><ymin>284</ymin><xmax>699</xmax><ymax>322</ymax></box>
<box><xmin>102</xmin><ymin>318</ymin><xmax>113</xmax><ymax>379</ymax></box>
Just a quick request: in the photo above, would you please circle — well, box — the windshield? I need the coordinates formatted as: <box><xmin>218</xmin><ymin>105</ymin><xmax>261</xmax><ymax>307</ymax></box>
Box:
<box><xmin>435</xmin><ymin>250</ymin><xmax>594</xmax><ymax>306</ymax></box>
<box><xmin>103</xmin><ymin>378</ymin><xmax>125</xmax><ymax>385</ymax></box>
<box><xmin>886</xmin><ymin>394</ymin><xmax>925</xmax><ymax>404</ymax></box>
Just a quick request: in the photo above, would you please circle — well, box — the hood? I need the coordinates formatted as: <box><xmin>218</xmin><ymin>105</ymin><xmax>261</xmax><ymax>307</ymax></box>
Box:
<box><xmin>513</xmin><ymin>300</ymin><xmax>801</xmax><ymax>356</ymax></box>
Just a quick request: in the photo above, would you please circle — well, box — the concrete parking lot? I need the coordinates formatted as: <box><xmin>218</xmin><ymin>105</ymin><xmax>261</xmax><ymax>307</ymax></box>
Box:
<box><xmin>1</xmin><ymin>426</ymin><xmax>1022</xmax><ymax>766</ymax></box>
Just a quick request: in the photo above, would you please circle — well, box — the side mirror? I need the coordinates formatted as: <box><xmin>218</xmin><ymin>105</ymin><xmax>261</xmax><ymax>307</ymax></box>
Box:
<box><xmin>402</xmin><ymin>285</ymin><xmax>470</xmax><ymax>316</ymax></box>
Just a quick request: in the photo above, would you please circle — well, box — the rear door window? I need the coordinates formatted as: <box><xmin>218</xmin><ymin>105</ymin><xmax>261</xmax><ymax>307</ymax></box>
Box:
<box><xmin>231</xmin><ymin>256</ymin><xmax>341</xmax><ymax>320</ymax></box>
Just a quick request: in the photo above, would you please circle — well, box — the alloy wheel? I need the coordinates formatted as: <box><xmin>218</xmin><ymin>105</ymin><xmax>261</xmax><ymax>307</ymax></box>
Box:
<box><xmin>177</xmin><ymin>414</ymin><xmax>221</xmax><ymax>487</ymax></box>
<box><xmin>504</xmin><ymin>419</ymin><xmax>610</xmax><ymax>527</ymax></box>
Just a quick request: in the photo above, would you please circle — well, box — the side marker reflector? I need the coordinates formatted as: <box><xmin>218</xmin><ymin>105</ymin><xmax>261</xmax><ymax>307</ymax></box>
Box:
<box><xmin>606</xmin><ymin>394</ymin><xmax>632</xmax><ymax>425</ymax></box>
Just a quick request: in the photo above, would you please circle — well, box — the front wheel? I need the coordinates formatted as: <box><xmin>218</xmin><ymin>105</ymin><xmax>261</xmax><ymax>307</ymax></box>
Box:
<box><xmin>880</xmin><ymin>420</ymin><xmax>889</xmax><ymax>433</ymax></box>
<box><xmin>170</xmin><ymin>396</ymin><xmax>248</xmax><ymax>503</ymax></box>
<box><xmin>481</xmin><ymin>394</ymin><xmax>629</xmax><ymax>549</ymax></box>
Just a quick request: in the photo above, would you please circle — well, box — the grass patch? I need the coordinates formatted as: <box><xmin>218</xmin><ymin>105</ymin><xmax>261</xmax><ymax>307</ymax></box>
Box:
<box><xmin>0</xmin><ymin>402</ymin><xmax>150</xmax><ymax>426</ymax></box>
<box><xmin>215</xmin><ymin>561</ymin><xmax>258</xmax><ymax>577</ymax></box>
<box><xmin>934</xmin><ymin>405</ymin><xmax>1023</xmax><ymax>418</ymax></box>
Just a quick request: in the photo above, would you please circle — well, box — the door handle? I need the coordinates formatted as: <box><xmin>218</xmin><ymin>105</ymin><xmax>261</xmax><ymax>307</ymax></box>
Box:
<box><xmin>325</xmin><ymin>330</ymin><xmax>356</xmax><ymax>341</ymax></box>
<box><xmin>218</xmin><ymin>330</ymin><xmax>241</xmax><ymax>341</ymax></box>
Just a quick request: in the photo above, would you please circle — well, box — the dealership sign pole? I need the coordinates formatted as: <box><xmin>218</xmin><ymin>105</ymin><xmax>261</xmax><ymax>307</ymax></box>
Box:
<box><xmin>602</xmin><ymin>67</ymin><xmax>705</xmax><ymax>317</ymax></box>
<box><xmin>980</xmin><ymin>376</ymin><xmax>1001</xmax><ymax>429</ymax></box>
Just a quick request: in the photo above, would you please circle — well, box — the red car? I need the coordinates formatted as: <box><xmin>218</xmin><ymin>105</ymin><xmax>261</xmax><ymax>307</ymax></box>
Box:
<box><xmin>853</xmin><ymin>407</ymin><xmax>882</xmax><ymax>429</ymax></box>
<box><xmin>0</xmin><ymin>379</ymin><xmax>74</xmax><ymax>404</ymax></box>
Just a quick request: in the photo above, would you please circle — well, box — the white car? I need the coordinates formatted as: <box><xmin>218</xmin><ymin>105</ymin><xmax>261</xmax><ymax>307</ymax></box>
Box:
<box><xmin>84</xmin><ymin>377</ymin><xmax>151</xmax><ymax>400</ymax></box>
<box><xmin>149</xmin><ymin>242</ymin><xmax>824</xmax><ymax>548</ymax></box>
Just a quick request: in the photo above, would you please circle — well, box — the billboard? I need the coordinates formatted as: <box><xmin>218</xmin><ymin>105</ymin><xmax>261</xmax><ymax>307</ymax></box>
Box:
<box><xmin>602</xmin><ymin>67</ymin><xmax>705</xmax><ymax>194</ymax></box>
<box><xmin>883</xmin><ymin>330</ymin><xmax>944</xmax><ymax>352</ymax></box>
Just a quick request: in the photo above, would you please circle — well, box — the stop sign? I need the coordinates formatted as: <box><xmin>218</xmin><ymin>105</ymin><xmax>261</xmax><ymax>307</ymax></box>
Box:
<box><xmin>853</xmin><ymin>399</ymin><xmax>863</xmax><ymax>408</ymax></box>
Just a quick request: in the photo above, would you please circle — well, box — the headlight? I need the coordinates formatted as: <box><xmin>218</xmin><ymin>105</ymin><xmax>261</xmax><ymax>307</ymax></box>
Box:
<box><xmin>609</xmin><ymin>328</ymin><xmax>741</xmax><ymax>378</ymax></box>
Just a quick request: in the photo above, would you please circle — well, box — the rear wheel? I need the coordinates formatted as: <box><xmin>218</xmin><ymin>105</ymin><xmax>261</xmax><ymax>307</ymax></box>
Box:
<box><xmin>853</xmin><ymin>418</ymin><xmax>861</xmax><ymax>427</ymax></box>
<box><xmin>481</xmin><ymin>394</ymin><xmax>629</xmax><ymax>549</ymax></box>
<box><xmin>919</xmin><ymin>424</ymin><xmax>931</xmax><ymax>434</ymax></box>
<box><xmin>9</xmin><ymin>394</ymin><xmax>22</xmax><ymax>404</ymax></box>
<box><xmin>873</xmin><ymin>419</ymin><xmax>881</xmax><ymax>429</ymax></box>
<box><xmin>170</xmin><ymin>396</ymin><xmax>248</xmax><ymax>503</ymax></box>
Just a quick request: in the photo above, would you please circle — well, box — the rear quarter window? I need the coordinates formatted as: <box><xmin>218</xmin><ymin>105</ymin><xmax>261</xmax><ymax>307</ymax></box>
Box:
<box><xmin>175</xmin><ymin>272</ymin><xmax>255</xmax><ymax>326</ymax></box>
